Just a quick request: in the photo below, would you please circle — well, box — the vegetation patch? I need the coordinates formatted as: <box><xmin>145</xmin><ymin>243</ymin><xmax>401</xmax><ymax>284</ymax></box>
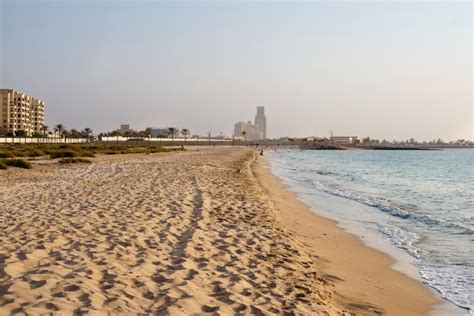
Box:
<box><xmin>58</xmin><ymin>157</ymin><xmax>92</xmax><ymax>164</ymax></box>
<box><xmin>48</xmin><ymin>150</ymin><xmax>78</xmax><ymax>159</ymax></box>
<box><xmin>78</xmin><ymin>150</ymin><xmax>95</xmax><ymax>157</ymax></box>
<box><xmin>24</xmin><ymin>148</ymin><xmax>46</xmax><ymax>157</ymax></box>
<box><xmin>0</xmin><ymin>158</ymin><xmax>32</xmax><ymax>169</ymax></box>
<box><xmin>0</xmin><ymin>143</ymin><xmax>183</xmax><ymax>161</ymax></box>
<box><xmin>0</xmin><ymin>151</ymin><xmax>14</xmax><ymax>158</ymax></box>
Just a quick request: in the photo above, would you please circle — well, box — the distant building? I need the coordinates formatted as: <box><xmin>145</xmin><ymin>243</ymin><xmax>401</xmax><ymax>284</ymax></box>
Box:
<box><xmin>330</xmin><ymin>136</ymin><xmax>359</xmax><ymax>144</ymax></box>
<box><xmin>0</xmin><ymin>89</ymin><xmax>45</xmax><ymax>136</ymax></box>
<box><xmin>254</xmin><ymin>106</ymin><xmax>267</xmax><ymax>139</ymax></box>
<box><xmin>148</xmin><ymin>127</ymin><xmax>179</xmax><ymax>138</ymax></box>
<box><xmin>117</xmin><ymin>124</ymin><xmax>134</xmax><ymax>135</ymax></box>
<box><xmin>233</xmin><ymin>106</ymin><xmax>267</xmax><ymax>140</ymax></box>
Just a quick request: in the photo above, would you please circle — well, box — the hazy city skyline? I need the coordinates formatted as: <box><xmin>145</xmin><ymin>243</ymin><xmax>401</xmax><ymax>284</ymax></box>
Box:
<box><xmin>1</xmin><ymin>1</ymin><xmax>472</xmax><ymax>141</ymax></box>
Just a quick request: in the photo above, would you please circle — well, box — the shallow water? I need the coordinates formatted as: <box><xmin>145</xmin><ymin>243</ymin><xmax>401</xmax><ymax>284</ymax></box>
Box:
<box><xmin>268</xmin><ymin>148</ymin><xmax>473</xmax><ymax>314</ymax></box>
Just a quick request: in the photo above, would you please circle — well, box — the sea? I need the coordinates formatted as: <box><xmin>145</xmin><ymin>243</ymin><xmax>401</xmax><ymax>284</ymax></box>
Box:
<box><xmin>267</xmin><ymin>148</ymin><xmax>473</xmax><ymax>315</ymax></box>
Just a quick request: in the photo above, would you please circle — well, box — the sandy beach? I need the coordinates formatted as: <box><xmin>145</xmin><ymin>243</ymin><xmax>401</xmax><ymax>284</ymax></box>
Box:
<box><xmin>1</xmin><ymin>148</ymin><xmax>343</xmax><ymax>314</ymax></box>
<box><xmin>0</xmin><ymin>147</ymin><xmax>440</xmax><ymax>314</ymax></box>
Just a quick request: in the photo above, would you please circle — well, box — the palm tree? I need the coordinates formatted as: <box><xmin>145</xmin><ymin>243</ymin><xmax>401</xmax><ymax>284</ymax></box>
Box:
<box><xmin>54</xmin><ymin>124</ymin><xmax>65</xmax><ymax>142</ymax></box>
<box><xmin>181</xmin><ymin>128</ymin><xmax>189</xmax><ymax>144</ymax></box>
<box><xmin>41</xmin><ymin>124</ymin><xmax>49</xmax><ymax>136</ymax></box>
<box><xmin>82</xmin><ymin>128</ymin><xmax>93</xmax><ymax>141</ymax></box>
<box><xmin>41</xmin><ymin>125</ymin><xmax>49</xmax><ymax>143</ymax></box>
<box><xmin>168</xmin><ymin>127</ymin><xmax>176</xmax><ymax>145</ymax></box>
<box><xmin>54</xmin><ymin>124</ymin><xmax>64</xmax><ymax>136</ymax></box>
<box><xmin>70</xmin><ymin>129</ymin><xmax>80</xmax><ymax>138</ymax></box>
<box><xmin>241</xmin><ymin>130</ymin><xmax>247</xmax><ymax>142</ymax></box>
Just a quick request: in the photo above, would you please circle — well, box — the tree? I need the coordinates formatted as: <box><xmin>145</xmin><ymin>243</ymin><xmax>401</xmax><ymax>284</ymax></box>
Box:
<box><xmin>168</xmin><ymin>127</ymin><xmax>176</xmax><ymax>145</ymax></box>
<box><xmin>144</xmin><ymin>127</ymin><xmax>153</xmax><ymax>138</ymax></box>
<box><xmin>41</xmin><ymin>125</ymin><xmax>49</xmax><ymax>136</ymax></box>
<box><xmin>181</xmin><ymin>128</ymin><xmax>189</xmax><ymax>144</ymax></box>
<box><xmin>82</xmin><ymin>128</ymin><xmax>93</xmax><ymax>140</ymax></box>
<box><xmin>54</xmin><ymin>124</ymin><xmax>65</xmax><ymax>138</ymax></box>
<box><xmin>15</xmin><ymin>130</ymin><xmax>27</xmax><ymax>137</ymax></box>
<box><xmin>69</xmin><ymin>129</ymin><xmax>81</xmax><ymax>138</ymax></box>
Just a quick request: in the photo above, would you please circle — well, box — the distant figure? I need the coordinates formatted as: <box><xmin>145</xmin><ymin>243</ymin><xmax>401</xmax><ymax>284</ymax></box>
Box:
<box><xmin>260</xmin><ymin>148</ymin><xmax>264</xmax><ymax>156</ymax></box>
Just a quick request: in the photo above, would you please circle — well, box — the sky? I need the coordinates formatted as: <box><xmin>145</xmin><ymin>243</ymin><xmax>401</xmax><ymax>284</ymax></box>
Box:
<box><xmin>1</xmin><ymin>0</ymin><xmax>472</xmax><ymax>141</ymax></box>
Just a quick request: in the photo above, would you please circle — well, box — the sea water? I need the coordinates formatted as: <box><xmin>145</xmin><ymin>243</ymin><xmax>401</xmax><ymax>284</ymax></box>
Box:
<box><xmin>267</xmin><ymin>149</ymin><xmax>473</xmax><ymax>314</ymax></box>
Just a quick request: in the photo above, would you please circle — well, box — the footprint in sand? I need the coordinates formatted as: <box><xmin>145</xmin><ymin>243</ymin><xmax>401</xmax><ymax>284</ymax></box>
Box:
<box><xmin>201</xmin><ymin>305</ymin><xmax>219</xmax><ymax>313</ymax></box>
<box><xmin>29</xmin><ymin>279</ymin><xmax>47</xmax><ymax>289</ymax></box>
<box><xmin>64</xmin><ymin>284</ymin><xmax>81</xmax><ymax>292</ymax></box>
<box><xmin>45</xmin><ymin>302</ymin><xmax>59</xmax><ymax>311</ymax></box>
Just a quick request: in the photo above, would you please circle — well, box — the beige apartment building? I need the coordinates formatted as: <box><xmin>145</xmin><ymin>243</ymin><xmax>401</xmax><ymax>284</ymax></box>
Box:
<box><xmin>0</xmin><ymin>89</ymin><xmax>45</xmax><ymax>136</ymax></box>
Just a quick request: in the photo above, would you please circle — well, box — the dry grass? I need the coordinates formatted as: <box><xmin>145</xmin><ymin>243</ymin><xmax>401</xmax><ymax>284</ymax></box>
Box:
<box><xmin>0</xmin><ymin>158</ymin><xmax>32</xmax><ymax>170</ymax></box>
<box><xmin>0</xmin><ymin>143</ymin><xmax>182</xmax><ymax>159</ymax></box>
<box><xmin>58</xmin><ymin>157</ymin><xmax>92</xmax><ymax>164</ymax></box>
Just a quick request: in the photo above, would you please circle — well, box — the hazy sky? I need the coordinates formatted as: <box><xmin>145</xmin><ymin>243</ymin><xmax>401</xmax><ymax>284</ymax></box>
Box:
<box><xmin>1</xmin><ymin>1</ymin><xmax>472</xmax><ymax>140</ymax></box>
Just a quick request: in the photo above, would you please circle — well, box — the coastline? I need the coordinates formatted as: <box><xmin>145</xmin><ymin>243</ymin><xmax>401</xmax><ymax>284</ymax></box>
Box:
<box><xmin>0</xmin><ymin>147</ymin><xmax>464</xmax><ymax>314</ymax></box>
<box><xmin>253</xmin><ymin>154</ymin><xmax>449</xmax><ymax>315</ymax></box>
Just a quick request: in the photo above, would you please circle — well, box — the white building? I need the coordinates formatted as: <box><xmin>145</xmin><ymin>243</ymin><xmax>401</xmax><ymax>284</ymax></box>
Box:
<box><xmin>0</xmin><ymin>89</ymin><xmax>45</xmax><ymax>136</ymax></box>
<box><xmin>330</xmin><ymin>136</ymin><xmax>359</xmax><ymax>144</ymax></box>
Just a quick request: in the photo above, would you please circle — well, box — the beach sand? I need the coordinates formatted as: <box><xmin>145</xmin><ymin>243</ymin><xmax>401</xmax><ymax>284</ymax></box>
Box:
<box><xmin>0</xmin><ymin>148</ymin><xmax>343</xmax><ymax>315</ymax></box>
<box><xmin>0</xmin><ymin>147</ymin><xmax>440</xmax><ymax>315</ymax></box>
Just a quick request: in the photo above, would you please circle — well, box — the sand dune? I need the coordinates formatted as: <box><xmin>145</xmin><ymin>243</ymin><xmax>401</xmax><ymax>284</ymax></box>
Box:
<box><xmin>0</xmin><ymin>148</ymin><xmax>344</xmax><ymax>314</ymax></box>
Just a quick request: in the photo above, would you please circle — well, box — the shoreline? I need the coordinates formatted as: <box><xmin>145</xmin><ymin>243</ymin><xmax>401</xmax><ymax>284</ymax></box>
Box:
<box><xmin>0</xmin><ymin>147</ymin><xmax>465</xmax><ymax>314</ymax></box>
<box><xmin>253</xmin><ymin>154</ymin><xmax>456</xmax><ymax>315</ymax></box>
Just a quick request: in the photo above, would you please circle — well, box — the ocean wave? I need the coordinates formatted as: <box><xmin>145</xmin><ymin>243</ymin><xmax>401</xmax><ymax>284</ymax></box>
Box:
<box><xmin>378</xmin><ymin>226</ymin><xmax>473</xmax><ymax>313</ymax></box>
<box><xmin>310</xmin><ymin>180</ymin><xmax>474</xmax><ymax>235</ymax></box>
<box><xmin>377</xmin><ymin>223</ymin><xmax>424</xmax><ymax>258</ymax></box>
<box><xmin>420</xmin><ymin>265</ymin><xmax>473</xmax><ymax>314</ymax></box>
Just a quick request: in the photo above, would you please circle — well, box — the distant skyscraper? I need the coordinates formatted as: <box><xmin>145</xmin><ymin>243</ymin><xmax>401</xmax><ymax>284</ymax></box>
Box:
<box><xmin>233</xmin><ymin>106</ymin><xmax>267</xmax><ymax>140</ymax></box>
<box><xmin>254</xmin><ymin>106</ymin><xmax>266</xmax><ymax>139</ymax></box>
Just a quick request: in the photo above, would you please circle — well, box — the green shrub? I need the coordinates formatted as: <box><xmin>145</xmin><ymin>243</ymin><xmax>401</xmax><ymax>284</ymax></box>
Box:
<box><xmin>24</xmin><ymin>149</ymin><xmax>46</xmax><ymax>157</ymax></box>
<box><xmin>0</xmin><ymin>151</ymin><xmax>14</xmax><ymax>158</ymax></box>
<box><xmin>49</xmin><ymin>150</ymin><xmax>78</xmax><ymax>159</ymax></box>
<box><xmin>58</xmin><ymin>157</ymin><xmax>92</xmax><ymax>164</ymax></box>
<box><xmin>77</xmin><ymin>150</ymin><xmax>95</xmax><ymax>157</ymax></box>
<box><xmin>0</xmin><ymin>158</ymin><xmax>32</xmax><ymax>169</ymax></box>
<box><xmin>0</xmin><ymin>162</ymin><xmax>7</xmax><ymax>170</ymax></box>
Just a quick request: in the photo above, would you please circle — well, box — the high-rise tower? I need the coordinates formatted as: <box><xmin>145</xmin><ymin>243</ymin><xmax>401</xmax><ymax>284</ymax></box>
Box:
<box><xmin>254</xmin><ymin>106</ymin><xmax>267</xmax><ymax>139</ymax></box>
